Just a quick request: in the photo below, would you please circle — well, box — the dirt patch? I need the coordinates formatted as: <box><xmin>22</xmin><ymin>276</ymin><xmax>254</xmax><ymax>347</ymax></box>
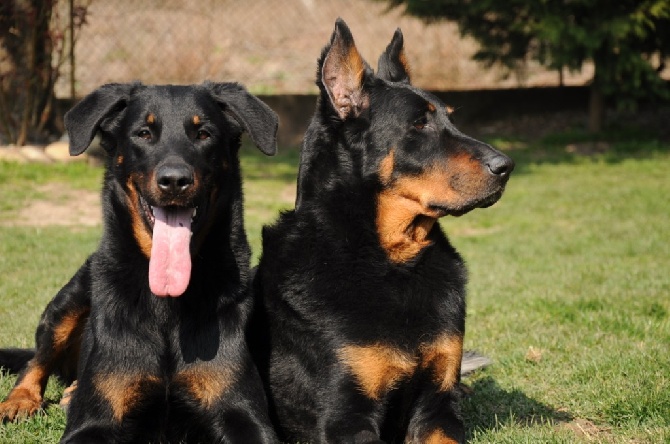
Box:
<box><xmin>2</xmin><ymin>183</ymin><xmax>101</xmax><ymax>228</ymax></box>
<box><xmin>558</xmin><ymin>418</ymin><xmax>615</xmax><ymax>442</ymax></box>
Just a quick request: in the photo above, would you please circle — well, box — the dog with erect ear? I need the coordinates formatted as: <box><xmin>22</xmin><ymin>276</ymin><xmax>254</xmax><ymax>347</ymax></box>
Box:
<box><xmin>250</xmin><ymin>19</ymin><xmax>513</xmax><ymax>443</ymax></box>
<box><xmin>0</xmin><ymin>81</ymin><xmax>279</xmax><ymax>444</ymax></box>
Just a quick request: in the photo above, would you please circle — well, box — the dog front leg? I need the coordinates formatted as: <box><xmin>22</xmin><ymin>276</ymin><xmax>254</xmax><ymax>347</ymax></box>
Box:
<box><xmin>319</xmin><ymin>379</ymin><xmax>388</xmax><ymax>444</ymax></box>
<box><xmin>0</xmin><ymin>258</ymin><xmax>92</xmax><ymax>422</ymax></box>
<box><xmin>404</xmin><ymin>370</ymin><xmax>465</xmax><ymax>444</ymax></box>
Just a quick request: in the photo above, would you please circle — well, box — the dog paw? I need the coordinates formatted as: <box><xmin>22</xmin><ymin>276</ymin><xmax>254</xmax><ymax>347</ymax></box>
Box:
<box><xmin>0</xmin><ymin>391</ymin><xmax>42</xmax><ymax>422</ymax></box>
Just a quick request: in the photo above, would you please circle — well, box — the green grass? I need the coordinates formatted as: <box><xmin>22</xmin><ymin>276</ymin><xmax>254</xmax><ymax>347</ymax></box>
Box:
<box><xmin>0</xmin><ymin>131</ymin><xmax>668</xmax><ymax>443</ymax></box>
<box><xmin>451</xmin><ymin>130</ymin><xmax>670</xmax><ymax>443</ymax></box>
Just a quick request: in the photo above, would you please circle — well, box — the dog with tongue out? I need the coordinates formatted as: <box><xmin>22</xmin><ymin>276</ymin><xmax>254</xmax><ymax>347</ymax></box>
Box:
<box><xmin>0</xmin><ymin>82</ymin><xmax>280</xmax><ymax>444</ymax></box>
<box><xmin>149</xmin><ymin>206</ymin><xmax>195</xmax><ymax>297</ymax></box>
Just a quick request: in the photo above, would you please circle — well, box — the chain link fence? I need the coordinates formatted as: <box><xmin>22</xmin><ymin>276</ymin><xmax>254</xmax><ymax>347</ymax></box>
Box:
<box><xmin>55</xmin><ymin>0</ymin><xmax>586</xmax><ymax>99</ymax></box>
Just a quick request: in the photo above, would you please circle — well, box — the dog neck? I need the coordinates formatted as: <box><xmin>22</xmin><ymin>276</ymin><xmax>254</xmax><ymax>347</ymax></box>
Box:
<box><xmin>376</xmin><ymin>189</ymin><xmax>437</xmax><ymax>264</ymax></box>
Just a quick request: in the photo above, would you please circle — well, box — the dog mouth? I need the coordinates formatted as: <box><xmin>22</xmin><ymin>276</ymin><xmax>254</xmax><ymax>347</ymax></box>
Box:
<box><xmin>427</xmin><ymin>188</ymin><xmax>505</xmax><ymax>218</ymax></box>
<box><xmin>139</xmin><ymin>195</ymin><xmax>201</xmax><ymax>229</ymax></box>
<box><xmin>137</xmin><ymin>194</ymin><xmax>205</xmax><ymax>298</ymax></box>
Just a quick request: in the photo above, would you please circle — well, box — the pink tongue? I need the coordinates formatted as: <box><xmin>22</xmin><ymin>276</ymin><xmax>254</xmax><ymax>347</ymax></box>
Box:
<box><xmin>149</xmin><ymin>207</ymin><xmax>193</xmax><ymax>297</ymax></box>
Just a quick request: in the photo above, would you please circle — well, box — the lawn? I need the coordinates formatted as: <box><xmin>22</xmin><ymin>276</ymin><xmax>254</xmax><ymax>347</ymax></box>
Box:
<box><xmin>0</xmin><ymin>128</ymin><xmax>668</xmax><ymax>443</ymax></box>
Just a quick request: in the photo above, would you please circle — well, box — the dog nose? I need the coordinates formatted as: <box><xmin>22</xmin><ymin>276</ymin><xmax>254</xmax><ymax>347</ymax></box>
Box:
<box><xmin>486</xmin><ymin>153</ymin><xmax>515</xmax><ymax>177</ymax></box>
<box><xmin>156</xmin><ymin>164</ymin><xmax>194</xmax><ymax>193</ymax></box>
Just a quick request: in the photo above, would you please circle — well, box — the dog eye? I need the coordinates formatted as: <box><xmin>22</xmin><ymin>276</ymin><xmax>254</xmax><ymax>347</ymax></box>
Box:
<box><xmin>413</xmin><ymin>116</ymin><xmax>428</xmax><ymax>130</ymax></box>
<box><xmin>137</xmin><ymin>129</ymin><xmax>152</xmax><ymax>140</ymax></box>
<box><xmin>196</xmin><ymin>129</ymin><xmax>211</xmax><ymax>140</ymax></box>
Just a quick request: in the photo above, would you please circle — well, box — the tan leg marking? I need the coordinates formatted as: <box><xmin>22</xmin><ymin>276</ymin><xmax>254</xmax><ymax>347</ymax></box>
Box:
<box><xmin>52</xmin><ymin>307</ymin><xmax>89</xmax><ymax>354</ymax></box>
<box><xmin>0</xmin><ymin>362</ymin><xmax>49</xmax><ymax>421</ymax></box>
<box><xmin>420</xmin><ymin>334</ymin><xmax>463</xmax><ymax>393</ymax></box>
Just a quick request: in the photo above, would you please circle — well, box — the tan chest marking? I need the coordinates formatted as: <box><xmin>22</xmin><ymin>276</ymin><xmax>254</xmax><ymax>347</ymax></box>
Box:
<box><xmin>93</xmin><ymin>373</ymin><xmax>161</xmax><ymax>422</ymax></box>
<box><xmin>338</xmin><ymin>334</ymin><xmax>463</xmax><ymax>400</ymax></box>
<box><xmin>173</xmin><ymin>364</ymin><xmax>236</xmax><ymax>409</ymax></box>
<box><xmin>337</xmin><ymin>344</ymin><xmax>416</xmax><ymax>400</ymax></box>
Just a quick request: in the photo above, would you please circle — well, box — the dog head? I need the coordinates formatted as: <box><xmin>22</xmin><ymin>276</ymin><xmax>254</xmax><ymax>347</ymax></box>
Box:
<box><xmin>298</xmin><ymin>19</ymin><xmax>514</xmax><ymax>263</ymax></box>
<box><xmin>65</xmin><ymin>82</ymin><xmax>278</xmax><ymax>295</ymax></box>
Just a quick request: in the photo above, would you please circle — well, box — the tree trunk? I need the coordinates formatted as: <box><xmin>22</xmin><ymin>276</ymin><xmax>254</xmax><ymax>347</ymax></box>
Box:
<box><xmin>588</xmin><ymin>81</ymin><xmax>604</xmax><ymax>133</ymax></box>
<box><xmin>0</xmin><ymin>0</ymin><xmax>55</xmax><ymax>145</ymax></box>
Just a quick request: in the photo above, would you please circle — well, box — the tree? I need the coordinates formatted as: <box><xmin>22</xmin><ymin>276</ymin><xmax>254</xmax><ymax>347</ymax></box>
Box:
<box><xmin>0</xmin><ymin>0</ymin><xmax>89</xmax><ymax>146</ymax></box>
<box><xmin>383</xmin><ymin>0</ymin><xmax>670</xmax><ymax>132</ymax></box>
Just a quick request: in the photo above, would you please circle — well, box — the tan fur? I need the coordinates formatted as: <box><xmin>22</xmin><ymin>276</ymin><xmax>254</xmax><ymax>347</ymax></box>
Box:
<box><xmin>125</xmin><ymin>176</ymin><xmax>152</xmax><ymax>259</ymax></box>
<box><xmin>338</xmin><ymin>344</ymin><xmax>416</xmax><ymax>400</ymax></box>
<box><xmin>52</xmin><ymin>308</ymin><xmax>89</xmax><ymax>353</ymax></box>
<box><xmin>422</xmin><ymin>428</ymin><xmax>460</xmax><ymax>444</ymax></box>
<box><xmin>174</xmin><ymin>365</ymin><xmax>236</xmax><ymax>409</ymax></box>
<box><xmin>93</xmin><ymin>373</ymin><xmax>161</xmax><ymax>422</ymax></box>
<box><xmin>0</xmin><ymin>363</ymin><xmax>49</xmax><ymax>419</ymax></box>
<box><xmin>398</xmin><ymin>47</ymin><xmax>412</xmax><ymax>82</ymax></box>
<box><xmin>376</xmin><ymin>151</ymin><xmax>485</xmax><ymax>263</ymax></box>
<box><xmin>420</xmin><ymin>334</ymin><xmax>463</xmax><ymax>393</ymax></box>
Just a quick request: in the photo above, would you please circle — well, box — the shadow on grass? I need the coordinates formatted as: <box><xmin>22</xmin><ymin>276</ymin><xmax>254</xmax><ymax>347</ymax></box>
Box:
<box><xmin>463</xmin><ymin>376</ymin><xmax>572</xmax><ymax>438</ymax></box>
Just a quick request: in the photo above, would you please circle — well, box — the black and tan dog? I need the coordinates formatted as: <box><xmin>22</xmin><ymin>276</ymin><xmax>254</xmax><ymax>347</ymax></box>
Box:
<box><xmin>0</xmin><ymin>82</ymin><xmax>278</xmax><ymax>443</ymax></box>
<box><xmin>250</xmin><ymin>20</ymin><xmax>514</xmax><ymax>443</ymax></box>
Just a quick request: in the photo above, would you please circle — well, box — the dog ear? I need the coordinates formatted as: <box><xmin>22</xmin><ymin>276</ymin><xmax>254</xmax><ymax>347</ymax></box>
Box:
<box><xmin>377</xmin><ymin>28</ymin><xmax>411</xmax><ymax>84</ymax></box>
<box><xmin>205</xmin><ymin>82</ymin><xmax>279</xmax><ymax>156</ymax></box>
<box><xmin>65</xmin><ymin>83</ymin><xmax>136</xmax><ymax>156</ymax></box>
<box><xmin>319</xmin><ymin>18</ymin><xmax>370</xmax><ymax>120</ymax></box>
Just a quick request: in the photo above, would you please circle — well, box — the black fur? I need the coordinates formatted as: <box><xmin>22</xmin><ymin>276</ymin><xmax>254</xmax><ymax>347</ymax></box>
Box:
<box><xmin>0</xmin><ymin>82</ymin><xmax>278</xmax><ymax>443</ymax></box>
<box><xmin>250</xmin><ymin>19</ymin><xmax>513</xmax><ymax>443</ymax></box>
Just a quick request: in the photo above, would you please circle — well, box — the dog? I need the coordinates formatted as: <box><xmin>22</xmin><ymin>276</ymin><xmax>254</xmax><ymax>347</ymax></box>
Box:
<box><xmin>0</xmin><ymin>82</ymin><xmax>279</xmax><ymax>443</ymax></box>
<box><xmin>250</xmin><ymin>19</ymin><xmax>514</xmax><ymax>443</ymax></box>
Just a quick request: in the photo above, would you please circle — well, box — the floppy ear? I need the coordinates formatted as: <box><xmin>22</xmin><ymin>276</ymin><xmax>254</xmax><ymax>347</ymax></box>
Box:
<box><xmin>377</xmin><ymin>28</ymin><xmax>411</xmax><ymax>84</ymax></box>
<box><xmin>64</xmin><ymin>83</ymin><xmax>136</xmax><ymax>156</ymax></box>
<box><xmin>319</xmin><ymin>18</ymin><xmax>370</xmax><ymax>120</ymax></box>
<box><xmin>205</xmin><ymin>82</ymin><xmax>278</xmax><ymax>156</ymax></box>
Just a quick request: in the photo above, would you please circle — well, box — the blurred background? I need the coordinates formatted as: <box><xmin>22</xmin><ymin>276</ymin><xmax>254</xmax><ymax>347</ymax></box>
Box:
<box><xmin>50</xmin><ymin>0</ymin><xmax>591</xmax><ymax>97</ymax></box>
<box><xmin>1</xmin><ymin>0</ymin><xmax>668</xmax><ymax>147</ymax></box>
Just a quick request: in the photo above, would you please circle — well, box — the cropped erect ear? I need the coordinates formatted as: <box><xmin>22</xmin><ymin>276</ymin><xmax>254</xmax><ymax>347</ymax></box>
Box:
<box><xmin>205</xmin><ymin>82</ymin><xmax>278</xmax><ymax>156</ymax></box>
<box><xmin>377</xmin><ymin>28</ymin><xmax>411</xmax><ymax>84</ymax></box>
<box><xmin>64</xmin><ymin>83</ymin><xmax>137</xmax><ymax>156</ymax></box>
<box><xmin>319</xmin><ymin>18</ymin><xmax>370</xmax><ymax>120</ymax></box>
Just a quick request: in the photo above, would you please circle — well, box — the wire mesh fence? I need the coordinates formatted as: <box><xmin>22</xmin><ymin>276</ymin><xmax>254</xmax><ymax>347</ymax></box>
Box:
<box><xmin>55</xmin><ymin>0</ymin><xmax>586</xmax><ymax>99</ymax></box>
